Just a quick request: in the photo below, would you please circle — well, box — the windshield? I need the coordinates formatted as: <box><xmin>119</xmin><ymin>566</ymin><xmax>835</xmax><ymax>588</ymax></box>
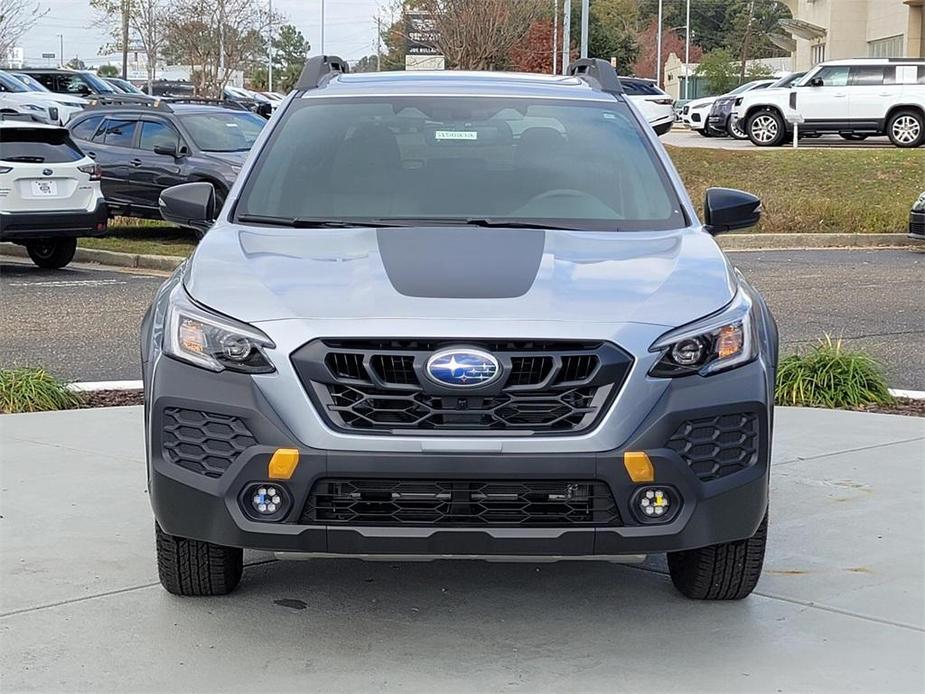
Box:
<box><xmin>770</xmin><ymin>72</ymin><xmax>805</xmax><ymax>88</ymax></box>
<box><xmin>0</xmin><ymin>71</ymin><xmax>29</xmax><ymax>92</ymax></box>
<box><xmin>235</xmin><ymin>96</ymin><xmax>684</xmax><ymax>231</ymax></box>
<box><xmin>729</xmin><ymin>81</ymin><xmax>766</xmax><ymax>95</ymax></box>
<box><xmin>80</xmin><ymin>71</ymin><xmax>116</xmax><ymax>94</ymax></box>
<box><xmin>11</xmin><ymin>73</ymin><xmax>47</xmax><ymax>91</ymax></box>
<box><xmin>178</xmin><ymin>112</ymin><xmax>265</xmax><ymax>151</ymax></box>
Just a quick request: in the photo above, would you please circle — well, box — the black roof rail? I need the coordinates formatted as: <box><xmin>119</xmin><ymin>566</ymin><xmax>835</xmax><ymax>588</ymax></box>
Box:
<box><xmin>85</xmin><ymin>95</ymin><xmax>168</xmax><ymax>110</ymax></box>
<box><xmin>566</xmin><ymin>58</ymin><xmax>624</xmax><ymax>95</ymax></box>
<box><xmin>166</xmin><ymin>97</ymin><xmax>248</xmax><ymax>111</ymax></box>
<box><xmin>295</xmin><ymin>54</ymin><xmax>349</xmax><ymax>91</ymax></box>
<box><xmin>84</xmin><ymin>95</ymin><xmax>246</xmax><ymax>113</ymax></box>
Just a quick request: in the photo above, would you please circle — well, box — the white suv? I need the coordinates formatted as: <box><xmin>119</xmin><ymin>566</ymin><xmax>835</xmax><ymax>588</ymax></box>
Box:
<box><xmin>0</xmin><ymin>118</ymin><xmax>107</xmax><ymax>268</ymax></box>
<box><xmin>732</xmin><ymin>58</ymin><xmax>925</xmax><ymax>148</ymax></box>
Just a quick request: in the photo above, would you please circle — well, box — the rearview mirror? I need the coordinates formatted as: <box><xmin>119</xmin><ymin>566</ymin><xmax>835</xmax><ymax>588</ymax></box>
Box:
<box><xmin>808</xmin><ymin>77</ymin><xmax>824</xmax><ymax>87</ymax></box>
<box><xmin>159</xmin><ymin>182</ymin><xmax>214</xmax><ymax>233</ymax></box>
<box><xmin>703</xmin><ymin>188</ymin><xmax>761</xmax><ymax>235</ymax></box>
<box><xmin>153</xmin><ymin>144</ymin><xmax>178</xmax><ymax>157</ymax></box>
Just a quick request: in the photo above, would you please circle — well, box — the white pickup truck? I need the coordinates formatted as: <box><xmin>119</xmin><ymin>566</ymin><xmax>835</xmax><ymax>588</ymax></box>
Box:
<box><xmin>731</xmin><ymin>58</ymin><xmax>925</xmax><ymax>148</ymax></box>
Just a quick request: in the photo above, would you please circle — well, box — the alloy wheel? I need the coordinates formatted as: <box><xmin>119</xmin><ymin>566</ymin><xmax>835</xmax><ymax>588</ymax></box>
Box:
<box><xmin>892</xmin><ymin>115</ymin><xmax>921</xmax><ymax>145</ymax></box>
<box><xmin>751</xmin><ymin>115</ymin><xmax>778</xmax><ymax>144</ymax></box>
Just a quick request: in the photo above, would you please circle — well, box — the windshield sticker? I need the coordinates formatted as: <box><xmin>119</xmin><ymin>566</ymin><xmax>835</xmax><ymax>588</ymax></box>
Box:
<box><xmin>435</xmin><ymin>130</ymin><xmax>478</xmax><ymax>141</ymax></box>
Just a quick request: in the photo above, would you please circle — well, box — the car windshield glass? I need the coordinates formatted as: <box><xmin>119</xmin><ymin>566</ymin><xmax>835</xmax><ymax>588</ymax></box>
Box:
<box><xmin>80</xmin><ymin>71</ymin><xmax>116</xmax><ymax>93</ymax></box>
<box><xmin>770</xmin><ymin>72</ymin><xmax>804</xmax><ymax>88</ymax></box>
<box><xmin>0</xmin><ymin>128</ymin><xmax>83</xmax><ymax>163</ymax></box>
<box><xmin>178</xmin><ymin>112</ymin><xmax>265</xmax><ymax>151</ymax></box>
<box><xmin>11</xmin><ymin>73</ymin><xmax>47</xmax><ymax>91</ymax></box>
<box><xmin>235</xmin><ymin>96</ymin><xmax>684</xmax><ymax>231</ymax></box>
<box><xmin>0</xmin><ymin>71</ymin><xmax>28</xmax><ymax>92</ymax></box>
<box><xmin>729</xmin><ymin>81</ymin><xmax>763</xmax><ymax>95</ymax></box>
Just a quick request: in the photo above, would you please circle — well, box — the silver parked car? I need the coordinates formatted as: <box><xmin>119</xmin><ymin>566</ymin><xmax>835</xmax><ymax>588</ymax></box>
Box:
<box><xmin>142</xmin><ymin>58</ymin><xmax>778</xmax><ymax>600</ymax></box>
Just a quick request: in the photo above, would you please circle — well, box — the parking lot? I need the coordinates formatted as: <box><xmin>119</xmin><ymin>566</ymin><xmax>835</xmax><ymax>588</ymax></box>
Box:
<box><xmin>2</xmin><ymin>247</ymin><xmax>922</xmax><ymax>388</ymax></box>
<box><xmin>662</xmin><ymin>128</ymin><xmax>897</xmax><ymax>150</ymax></box>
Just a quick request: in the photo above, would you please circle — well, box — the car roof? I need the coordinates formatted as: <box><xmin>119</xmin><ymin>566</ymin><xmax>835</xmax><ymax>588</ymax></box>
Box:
<box><xmin>298</xmin><ymin>70</ymin><xmax>621</xmax><ymax>102</ymax></box>
<box><xmin>819</xmin><ymin>58</ymin><xmax>925</xmax><ymax>67</ymax></box>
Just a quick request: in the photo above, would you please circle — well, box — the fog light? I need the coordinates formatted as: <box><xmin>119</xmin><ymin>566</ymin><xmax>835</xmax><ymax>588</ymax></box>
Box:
<box><xmin>242</xmin><ymin>482</ymin><xmax>290</xmax><ymax>521</ymax></box>
<box><xmin>631</xmin><ymin>486</ymin><xmax>679</xmax><ymax>523</ymax></box>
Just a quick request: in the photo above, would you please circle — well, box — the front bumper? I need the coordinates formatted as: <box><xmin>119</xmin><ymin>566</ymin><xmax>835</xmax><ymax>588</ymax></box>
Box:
<box><xmin>909</xmin><ymin>210</ymin><xmax>924</xmax><ymax>240</ymax></box>
<box><xmin>147</xmin><ymin>356</ymin><xmax>772</xmax><ymax>557</ymax></box>
<box><xmin>0</xmin><ymin>199</ymin><xmax>108</xmax><ymax>241</ymax></box>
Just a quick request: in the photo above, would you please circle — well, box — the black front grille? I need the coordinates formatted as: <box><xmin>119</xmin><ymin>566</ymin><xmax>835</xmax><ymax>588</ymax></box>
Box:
<box><xmin>291</xmin><ymin>339</ymin><xmax>633</xmax><ymax>435</ymax></box>
<box><xmin>667</xmin><ymin>413</ymin><xmax>759</xmax><ymax>481</ymax></box>
<box><xmin>301</xmin><ymin>479</ymin><xmax>621</xmax><ymax>526</ymax></box>
<box><xmin>161</xmin><ymin>408</ymin><xmax>256</xmax><ymax>478</ymax></box>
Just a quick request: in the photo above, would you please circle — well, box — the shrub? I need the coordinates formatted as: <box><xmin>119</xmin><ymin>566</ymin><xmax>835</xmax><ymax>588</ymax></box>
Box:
<box><xmin>775</xmin><ymin>337</ymin><xmax>893</xmax><ymax>409</ymax></box>
<box><xmin>0</xmin><ymin>368</ymin><xmax>84</xmax><ymax>414</ymax></box>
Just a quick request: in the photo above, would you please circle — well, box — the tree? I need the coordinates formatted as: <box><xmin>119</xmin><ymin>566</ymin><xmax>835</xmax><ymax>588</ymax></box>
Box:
<box><xmin>378</xmin><ymin>12</ymin><xmax>407</xmax><ymax>71</ymax></box>
<box><xmin>633</xmin><ymin>18</ymin><xmax>703</xmax><ymax>85</ymax></box>
<box><xmin>695</xmin><ymin>48</ymin><xmax>740</xmax><ymax>95</ymax></box>
<box><xmin>508</xmin><ymin>18</ymin><xmax>555</xmax><ymax>74</ymax></box>
<box><xmin>271</xmin><ymin>24</ymin><xmax>308</xmax><ymax>91</ymax></box>
<box><xmin>98</xmin><ymin>64</ymin><xmax>120</xmax><ymax>77</ymax></box>
<box><xmin>0</xmin><ymin>0</ymin><xmax>48</xmax><ymax>59</ymax></box>
<box><xmin>352</xmin><ymin>55</ymin><xmax>380</xmax><ymax>73</ymax></box>
<box><xmin>587</xmin><ymin>0</ymin><xmax>639</xmax><ymax>71</ymax></box>
<box><xmin>163</xmin><ymin>0</ymin><xmax>270</xmax><ymax>97</ymax></box>
<box><xmin>408</xmin><ymin>0</ymin><xmax>545</xmax><ymax>70</ymax></box>
<box><xmin>91</xmin><ymin>0</ymin><xmax>169</xmax><ymax>91</ymax></box>
<box><xmin>66</xmin><ymin>57</ymin><xmax>87</xmax><ymax>70</ymax></box>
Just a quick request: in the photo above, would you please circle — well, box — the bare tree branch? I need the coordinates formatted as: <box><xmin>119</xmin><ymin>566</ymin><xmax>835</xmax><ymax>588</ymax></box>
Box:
<box><xmin>0</xmin><ymin>0</ymin><xmax>48</xmax><ymax>59</ymax></box>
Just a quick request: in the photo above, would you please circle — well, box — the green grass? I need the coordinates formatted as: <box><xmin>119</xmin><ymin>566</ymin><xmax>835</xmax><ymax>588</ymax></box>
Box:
<box><xmin>668</xmin><ymin>147</ymin><xmax>923</xmax><ymax>234</ymax></box>
<box><xmin>79</xmin><ymin>218</ymin><xmax>196</xmax><ymax>257</ymax></box>
<box><xmin>775</xmin><ymin>336</ymin><xmax>894</xmax><ymax>409</ymax></box>
<box><xmin>76</xmin><ymin>148</ymin><xmax>922</xmax><ymax>258</ymax></box>
<box><xmin>0</xmin><ymin>368</ymin><xmax>84</xmax><ymax>414</ymax></box>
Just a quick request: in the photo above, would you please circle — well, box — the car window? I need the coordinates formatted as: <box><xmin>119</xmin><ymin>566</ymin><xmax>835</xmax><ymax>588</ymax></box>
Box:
<box><xmin>0</xmin><ymin>72</ymin><xmax>28</xmax><ymax>92</ymax></box>
<box><xmin>70</xmin><ymin>115</ymin><xmax>104</xmax><ymax>141</ymax></box>
<box><xmin>139</xmin><ymin>120</ymin><xmax>181</xmax><ymax>151</ymax></box>
<box><xmin>0</xmin><ymin>127</ymin><xmax>84</xmax><ymax>163</ymax></box>
<box><xmin>236</xmin><ymin>96</ymin><xmax>684</xmax><ymax>231</ymax></box>
<box><xmin>849</xmin><ymin>67</ymin><xmax>884</xmax><ymax>86</ymax></box>
<box><xmin>177</xmin><ymin>112</ymin><xmax>264</xmax><ymax>152</ymax></box>
<box><xmin>27</xmin><ymin>73</ymin><xmax>57</xmax><ymax>91</ymax></box>
<box><xmin>61</xmin><ymin>75</ymin><xmax>93</xmax><ymax>95</ymax></box>
<box><xmin>620</xmin><ymin>80</ymin><xmax>662</xmax><ymax>96</ymax></box>
<box><xmin>812</xmin><ymin>66</ymin><xmax>849</xmax><ymax>86</ymax></box>
<box><xmin>98</xmin><ymin>118</ymin><xmax>137</xmax><ymax>147</ymax></box>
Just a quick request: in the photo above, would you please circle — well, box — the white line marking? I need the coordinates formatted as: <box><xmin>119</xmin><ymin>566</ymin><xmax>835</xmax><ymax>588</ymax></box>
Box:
<box><xmin>9</xmin><ymin>279</ymin><xmax>126</xmax><ymax>288</ymax></box>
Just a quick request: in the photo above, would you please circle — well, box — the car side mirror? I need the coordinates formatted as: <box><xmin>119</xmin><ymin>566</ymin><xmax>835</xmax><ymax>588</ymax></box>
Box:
<box><xmin>153</xmin><ymin>144</ymin><xmax>178</xmax><ymax>157</ymax></box>
<box><xmin>703</xmin><ymin>187</ymin><xmax>761</xmax><ymax>235</ymax></box>
<box><xmin>808</xmin><ymin>77</ymin><xmax>823</xmax><ymax>87</ymax></box>
<box><xmin>159</xmin><ymin>182</ymin><xmax>214</xmax><ymax>233</ymax></box>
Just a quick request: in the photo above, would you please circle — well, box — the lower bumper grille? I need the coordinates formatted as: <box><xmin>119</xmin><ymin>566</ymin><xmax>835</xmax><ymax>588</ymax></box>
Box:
<box><xmin>161</xmin><ymin>408</ymin><xmax>256</xmax><ymax>478</ymax></box>
<box><xmin>301</xmin><ymin>479</ymin><xmax>622</xmax><ymax>527</ymax></box>
<box><xmin>667</xmin><ymin>412</ymin><xmax>758</xmax><ymax>481</ymax></box>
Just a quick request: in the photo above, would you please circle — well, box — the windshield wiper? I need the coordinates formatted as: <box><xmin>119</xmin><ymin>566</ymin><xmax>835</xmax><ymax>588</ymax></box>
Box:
<box><xmin>370</xmin><ymin>217</ymin><xmax>579</xmax><ymax>230</ymax></box>
<box><xmin>237</xmin><ymin>214</ymin><xmax>405</xmax><ymax>228</ymax></box>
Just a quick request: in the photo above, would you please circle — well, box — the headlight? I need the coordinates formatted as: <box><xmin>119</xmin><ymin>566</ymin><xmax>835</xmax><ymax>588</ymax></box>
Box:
<box><xmin>23</xmin><ymin>104</ymin><xmax>45</xmax><ymax>112</ymax></box>
<box><xmin>164</xmin><ymin>285</ymin><xmax>275</xmax><ymax>373</ymax></box>
<box><xmin>913</xmin><ymin>193</ymin><xmax>925</xmax><ymax>213</ymax></box>
<box><xmin>649</xmin><ymin>289</ymin><xmax>757</xmax><ymax>378</ymax></box>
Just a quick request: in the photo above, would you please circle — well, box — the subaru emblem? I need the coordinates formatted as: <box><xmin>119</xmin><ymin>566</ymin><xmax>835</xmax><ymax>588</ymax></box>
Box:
<box><xmin>42</xmin><ymin>169</ymin><xmax>53</xmax><ymax>176</ymax></box>
<box><xmin>426</xmin><ymin>348</ymin><xmax>500</xmax><ymax>388</ymax></box>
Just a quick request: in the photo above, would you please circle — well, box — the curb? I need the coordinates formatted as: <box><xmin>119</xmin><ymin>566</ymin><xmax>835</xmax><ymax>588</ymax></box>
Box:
<box><xmin>0</xmin><ymin>242</ymin><xmax>184</xmax><ymax>271</ymax></box>
<box><xmin>3</xmin><ymin>234</ymin><xmax>918</xmax><ymax>271</ymax></box>
<box><xmin>66</xmin><ymin>380</ymin><xmax>925</xmax><ymax>401</ymax></box>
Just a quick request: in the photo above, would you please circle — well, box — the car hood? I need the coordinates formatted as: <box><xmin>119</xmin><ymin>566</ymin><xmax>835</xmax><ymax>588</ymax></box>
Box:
<box><xmin>185</xmin><ymin>225</ymin><xmax>736</xmax><ymax>329</ymax></box>
<box><xmin>687</xmin><ymin>97</ymin><xmax>716</xmax><ymax>110</ymax></box>
<box><xmin>739</xmin><ymin>86</ymin><xmax>791</xmax><ymax>101</ymax></box>
<box><xmin>1</xmin><ymin>92</ymin><xmax>62</xmax><ymax>106</ymax></box>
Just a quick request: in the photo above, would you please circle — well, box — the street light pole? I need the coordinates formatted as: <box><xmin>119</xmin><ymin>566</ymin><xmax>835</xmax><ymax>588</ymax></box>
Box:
<box><xmin>267</xmin><ymin>0</ymin><xmax>273</xmax><ymax>92</ymax></box>
<box><xmin>560</xmin><ymin>0</ymin><xmax>570</xmax><ymax>75</ymax></box>
<box><xmin>655</xmin><ymin>0</ymin><xmax>663</xmax><ymax>87</ymax></box>
<box><xmin>684</xmin><ymin>0</ymin><xmax>691</xmax><ymax>99</ymax></box>
<box><xmin>579</xmin><ymin>0</ymin><xmax>589</xmax><ymax>58</ymax></box>
<box><xmin>320</xmin><ymin>0</ymin><xmax>325</xmax><ymax>54</ymax></box>
<box><xmin>57</xmin><ymin>34</ymin><xmax>63</xmax><ymax>68</ymax></box>
<box><xmin>552</xmin><ymin>0</ymin><xmax>558</xmax><ymax>75</ymax></box>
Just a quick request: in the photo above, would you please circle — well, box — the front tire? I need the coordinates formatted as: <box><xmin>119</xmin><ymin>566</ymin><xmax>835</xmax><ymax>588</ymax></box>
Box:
<box><xmin>727</xmin><ymin>117</ymin><xmax>748</xmax><ymax>140</ymax></box>
<box><xmin>667</xmin><ymin>513</ymin><xmax>768</xmax><ymax>600</ymax></box>
<box><xmin>26</xmin><ymin>238</ymin><xmax>77</xmax><ymax>269</ymax></box>
<box><xmin>695</xmin><ymin>127</ymin><xmax>713</xmax><ymax>138</ymax></box>
<box><xmin>747</xmin><ymin>110</ymin><xmax>786</xmax><ymax>147</ymax></box>
<box><xmin>155</xmin><ymin>522</ymin><xmax>243</xmax><ymax>596</ymax></box>
<box><xmin>887</xmin><ymin>109</ymin><xmax>924</xmax><ymax>148</ymax></box>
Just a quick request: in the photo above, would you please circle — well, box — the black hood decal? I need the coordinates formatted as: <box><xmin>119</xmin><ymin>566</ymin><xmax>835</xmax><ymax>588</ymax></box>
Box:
<box><xmin>377</xmin><ymin>227</ymin><xmax>545</xmax><ymax>299</ymax></box>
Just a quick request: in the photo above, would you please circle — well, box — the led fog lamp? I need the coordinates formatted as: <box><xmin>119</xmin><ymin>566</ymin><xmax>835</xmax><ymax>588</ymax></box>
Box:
<box><xmin>631</xmin><ymin>486</ymin><xmax>679</xmax><ymax>523</ymax></box>
<box><xmin>242</xmin><ymin>483</ymin><xmax>291</xmax><ymax>521</ymax></box>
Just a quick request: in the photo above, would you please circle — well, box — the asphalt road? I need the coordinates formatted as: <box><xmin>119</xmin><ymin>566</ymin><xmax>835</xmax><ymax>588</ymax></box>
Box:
<box><xmin>1</xmin><ymin>248</ymin><xmax>923</xmax><ymax>388</ymax></box>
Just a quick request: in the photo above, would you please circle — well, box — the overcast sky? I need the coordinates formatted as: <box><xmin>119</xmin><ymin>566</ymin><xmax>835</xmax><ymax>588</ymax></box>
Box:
<box><xmin>19</xmin><ymin>0</ymin><xmax>384</xmax><ymax>66</ymax></box>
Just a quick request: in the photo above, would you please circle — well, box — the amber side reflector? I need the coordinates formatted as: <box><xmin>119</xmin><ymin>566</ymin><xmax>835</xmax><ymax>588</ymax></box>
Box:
<box><xmin>623</xmin><ymin>451</ymin><xmax>655</xmax><ymax>483</ymax></box>
<box><xmin>268</xmin><ymin>448</ymin><xmax>299</xmax><ymax>480</ymax></box>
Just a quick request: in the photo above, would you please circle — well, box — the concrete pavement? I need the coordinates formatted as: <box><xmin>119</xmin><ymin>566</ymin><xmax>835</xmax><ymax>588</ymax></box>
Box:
<box><xmin>1</xmin><ymin>406</ymin><xmax>923</xmax><ymax>692</ymax></box>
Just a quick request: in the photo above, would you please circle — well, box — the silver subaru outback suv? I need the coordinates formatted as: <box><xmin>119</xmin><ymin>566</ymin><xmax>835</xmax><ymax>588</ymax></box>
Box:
<box><xmin>142</xmin><ymin>57</ymin><xmax>778</xmax><ymax>600</ymax></box>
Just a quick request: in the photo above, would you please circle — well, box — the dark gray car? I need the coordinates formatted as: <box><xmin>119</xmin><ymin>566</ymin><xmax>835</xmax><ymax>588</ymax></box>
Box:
<box><xmin>143</xmin><ymin>58</ymin><xmax>778</xmax><ymax>600</ymax></box>
<box><xmin>68</xmin><ymin>101</ymin><xmax>265</xmax><ymax>228</ymax></box>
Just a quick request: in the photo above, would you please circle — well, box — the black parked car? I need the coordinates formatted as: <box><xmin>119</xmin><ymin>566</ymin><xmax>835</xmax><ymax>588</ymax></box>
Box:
<box><xmin>910</xmin><ymin>192</ymin><xmax>925</xmax><ymax>241</ymax></box>
<box><xmin>67</xmin><ymin>99</ymin><xmax>265</xmax><ymax>232</ymax></box>
<box><xmin>19</xmin><ymin>68</ymin><xmax>153</xmax><ymax>102</ymax></box>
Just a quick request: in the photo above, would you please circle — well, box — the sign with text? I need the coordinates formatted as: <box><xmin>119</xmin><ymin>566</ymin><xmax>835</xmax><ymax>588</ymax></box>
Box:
<box><xmin>405</xmin><ymin>11</ymin><xmax>440</xmax><ymax>56</ymax></box>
